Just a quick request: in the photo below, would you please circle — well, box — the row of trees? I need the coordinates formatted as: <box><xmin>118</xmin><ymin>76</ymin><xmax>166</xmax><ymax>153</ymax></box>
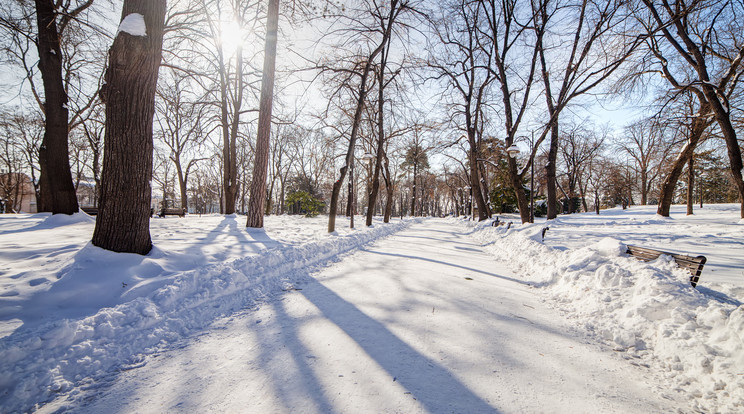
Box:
<box><xmin>1</xmin><ymin>0</ymin><xmax>743</xmax><ymax>253</ymax></box>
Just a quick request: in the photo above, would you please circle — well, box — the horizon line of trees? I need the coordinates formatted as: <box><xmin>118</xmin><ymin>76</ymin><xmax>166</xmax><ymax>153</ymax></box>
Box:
<box><xmin>1</xmin><ymin>0</ymin><xmax>743</xmax><ymax>252</ymax></box>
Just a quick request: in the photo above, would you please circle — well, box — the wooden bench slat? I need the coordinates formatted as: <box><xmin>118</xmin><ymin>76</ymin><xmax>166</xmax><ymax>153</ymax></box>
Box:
<box><xmin>626</xmin><ymin>244</ymin><xmax>706</xmax><ymax>288</ymax></box>
<box><xmin>81</xmin><ymin>207</ymin><xmax>98</xmax><ymax>216</ymax></box>
<box><xmin>159</xmin><ymin>208</ymin><xmax>186</xmax><ymax>217</ymax></box>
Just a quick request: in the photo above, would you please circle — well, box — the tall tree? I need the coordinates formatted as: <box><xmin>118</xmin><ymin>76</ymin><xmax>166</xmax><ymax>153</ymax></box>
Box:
<box><xmin>618</xmin><ymin>119</ymin><xmax>672</xmax><ymax>205</ymax></box>
<box><xmin>429</xmin><ymin>0</ymin><xmax>494</xmax><ymax>221</ymax></box>
<box><xmin>639</xmin><ymin>0</ymin><xmax>744</xmax><ymax>218</ymax></box>
<box><xmin>326</xmin><ymin>0</ymin><xmax>407</xmax><ymax>233</ymax></box>
<box><xmin>92</xmin><ymin>0</ymin><xmax>167</xmax><ymax>254</ymax></box>
<box><xmin>247</xmin><ymin>0</ymin><xmax>280</xmax><ymax>227</ymax></box>
<box><xmin>401</xmin><ymin>138</ymin><xmax>430</xmax><ymax>216</ymax></box>
<box><xmin>155</xmin><ymin>69</ymin><xmax>208</xmax><ymax>211</ymax></box>
<box><xmin>535</xmin><ymin>0</ymin><xmax>641</xmax><ymax>219</ymax></box>
<box><xmin>33</xmin><ymin>0</ymin><xmax>90</xmax><ymax>214</ymax></box>
<box><xmin>558</xmin><ymin>123</ymin><xmax>604</xmax><ymax>212</ymax></box>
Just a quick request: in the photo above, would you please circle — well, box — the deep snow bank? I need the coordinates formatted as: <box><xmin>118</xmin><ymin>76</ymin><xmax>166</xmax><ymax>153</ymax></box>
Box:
<box><xmin>0</xmin><ymin>219</ymin><xmax>413</xmax><ymax>412</ymax></box>
<box><xmin>459</xmin><ymin>218</ymin><xmax>743</xmax><ymax>413</ymax></box>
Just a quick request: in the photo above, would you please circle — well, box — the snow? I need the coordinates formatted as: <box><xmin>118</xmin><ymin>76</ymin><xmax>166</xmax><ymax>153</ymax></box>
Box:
<box><xmin>1</xmin><ymin>213</ymin><xmax>412</xmax><ymax>412</ymax></box>
<box><xmin>40</xmin><ymin>220</ymin><xmax>686</xmax><ymax>413</ymax></box>
<box><xmin>1</xmin><ymin>204</ymin><xmax>742</xmax><ymax>412</ymax></box>
<box><xmin>117</xmin><ymin>13</ymin><xmax>147</xmax><ymax>37</ymax></box>
<box><xmin>461</xmin><ymin>204</ymin><xmax>744</xmax><ymax>413</ymax></box>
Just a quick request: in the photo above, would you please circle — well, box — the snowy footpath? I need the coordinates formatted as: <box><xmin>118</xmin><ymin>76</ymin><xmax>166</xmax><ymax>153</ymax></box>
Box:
<box><xmin>46</xmin><ymin>220</ymin><xmax>685</xmax><ymax>413</ymax></box>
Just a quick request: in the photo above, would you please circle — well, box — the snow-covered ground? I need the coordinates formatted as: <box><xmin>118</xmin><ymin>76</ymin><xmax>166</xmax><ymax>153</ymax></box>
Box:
<box><xmin>464</xmin><ymin>203</ymin><xmax>743</xmax><ymax>413</ymax></box>
<box><xmin>39</xmin><ymin>219</ymin><xmax>688</xmax><ymax>413</ymax></box>
<box><xmin>1</xmin><ymin>204</ymin><xmax>742</xmax><ymax>413</ymax></box>
<box><xmin>1</xmin><ymin>213</ymin><xmax>412</xmax><ymax>412</ymax></box>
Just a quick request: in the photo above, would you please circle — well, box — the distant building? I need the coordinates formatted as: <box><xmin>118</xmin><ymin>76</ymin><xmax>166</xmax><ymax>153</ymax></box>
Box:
<box><xmin>76</xmin><ymin>179</ymin><xmax>98</xmax><ymax>208</ymax></box>
<box><xmin>0</xmin><ymin>172</ymin><xmax>37</xmax><ymax>213</ymax></box>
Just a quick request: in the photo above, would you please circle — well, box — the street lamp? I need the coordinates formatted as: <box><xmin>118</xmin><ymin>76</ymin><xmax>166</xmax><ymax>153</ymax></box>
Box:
<box><xmin>506</xmin><ymin>144</ymin><xmax>520</xmax><ymax>159</ymax></box>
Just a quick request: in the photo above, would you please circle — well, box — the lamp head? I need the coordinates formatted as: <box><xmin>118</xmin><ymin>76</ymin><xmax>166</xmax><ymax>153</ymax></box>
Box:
<box><xmin>506</xmin><ymin>145</ymin><xmax>520</xmax><ymax>158</ymax></box>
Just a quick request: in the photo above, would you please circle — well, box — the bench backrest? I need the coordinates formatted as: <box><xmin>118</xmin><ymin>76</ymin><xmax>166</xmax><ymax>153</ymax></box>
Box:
<box><xmin>626</xmin><ymin>245</ymin><xmax>706</xmax><ymax>287</ymax></box>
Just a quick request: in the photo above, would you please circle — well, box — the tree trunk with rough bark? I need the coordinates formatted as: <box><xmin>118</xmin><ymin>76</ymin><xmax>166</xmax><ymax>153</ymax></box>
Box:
<box><xmin>366</xmin><ymin>50</ymin><xmax>388</xmax><ymax>227</ymax></box>
<box><xmin>545</xmin><ymin>121</ymin><xmax>559</xmax><ymax>220</ymax></box>
<box><xmin>247</xmin><ymin>0</ymin><xmax>279</xmax><ymax>228</ymax></box>
<box><xmin>703</xmin><ymin>87</ymin><xmax>744</xmax><ymax>219</ymax></box>
<box><xmin>657</xmin><ymin>116</ymin><xmax>707</xmax><ymax>216</ymax></box>
<box><xmin>382</xmin><ymin>153</ymin><xmax>393</xmax><ymax>223</ymax></box>
<box><xmin>328</xmin><ymin>0</ymin><xmax>400</xmax><ymax>233</ymax></box>
<box><xmin>686</xmin><ymin>156</ymin><xmax>694</xmax><ymax>215</ymax></box>
<box><xmin>34</xmin><ymin>0</ymin><xmax>79</xmax><ymax>214</ymax></box>
<box><xmin>92</xmin><ymin>0</ymin><xmax>165</xmax><ymax>255</ymax></box>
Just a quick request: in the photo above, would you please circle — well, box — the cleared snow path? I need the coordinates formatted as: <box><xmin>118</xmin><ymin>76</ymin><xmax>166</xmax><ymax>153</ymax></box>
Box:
<box><xmin>55</xmin><ymin>220</ymin><xmax>685</xmax><ymax>413</ymax></box>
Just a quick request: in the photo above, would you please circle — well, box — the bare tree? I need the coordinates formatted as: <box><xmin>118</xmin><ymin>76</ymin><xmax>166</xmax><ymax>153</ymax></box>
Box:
<box><xmin>480</xmin><ymin>0</ymin><xmax>544</xmax><ymax>223</ymax></box>
<box><xmin>246</xmin><ymin>0</ymin><xmax>280</xmax><ymax>227</ymax></box>
<box><xmin>92</xmin><ymin>0</ymin><xmax>167</xmax><ymax>254</ymax></box>
<box><xmin>325</xmin><ymin>0</ymin><xmax>410</xmax><ymax>233</ymax></box>
<box><xmin>617</xmin><ymin>119</ymin><xmax>672</xmax><ymax>205</ymax></box>
<box><xmin>638</xmin><ymin>0</ymin><xmax>744</xmax><ymax>218</ymax></box>
<box><xmin>534</xmin><ymin>0</ymin><xmax>642</xmax><ymax>219</ymax></box>
<box><xmin>33</xmin><ymin>0</ymin><xmax>96</xmax><ymax>214</ymax></box>
<box><xmin>428</xmin><ymin>0</ymin><xmax>494</xmax><ymax>220</ymax></box>
<box><xmin>155</xmin><ymin>69</ymin><xmax>209</xmax><ymax>211</ymax></box>
<box><xmin>558</xmin><ymin>122</ymin><xmax>605</xmax><ymax>212</ymax></box>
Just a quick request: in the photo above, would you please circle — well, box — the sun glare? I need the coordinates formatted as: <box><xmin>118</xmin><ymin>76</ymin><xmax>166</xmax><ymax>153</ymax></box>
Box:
<box><xmin>219</xmin><ymin>20</ymin><xmax>244</xmax><ymax>56</ymax></box>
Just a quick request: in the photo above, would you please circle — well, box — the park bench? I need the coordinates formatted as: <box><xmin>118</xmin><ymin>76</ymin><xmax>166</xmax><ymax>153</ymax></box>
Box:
<box><xmin>491</xmin><ymin>217</ymin><xmax>512</xmax><ymax>229</ymax></box>
<box><xmin>158</xmin><ymin>207</ymin><xmax>186</xmax><ymax>217</ymax></box>
<box><xmin>625</xmin><ymin>245</ymin><xmax>707</xmax><ymax>287</ymax></box>
<box><xmin>84</xmin><ymin>207</ymin><xmax>159</xmax><ymax>217</ymax></box>
<box><xmin>81</xmin><ymin>206</ymin><xmax>99</xmax><ymax>216</ymax></box>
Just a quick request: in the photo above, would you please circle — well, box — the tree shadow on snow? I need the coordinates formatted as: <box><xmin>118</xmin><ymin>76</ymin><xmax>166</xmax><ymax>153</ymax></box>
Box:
<box><xmin>285</xmin><ymin>277</ymin><xmax>500</xmax><ymax>414</ymax></box>
<box><xmin>367</xmin><ymin>250</ymin><xmax>533</xmax><ymax>287</ymax></box>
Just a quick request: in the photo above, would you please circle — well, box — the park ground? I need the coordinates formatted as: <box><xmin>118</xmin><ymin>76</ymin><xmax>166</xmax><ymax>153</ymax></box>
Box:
<box><xmin>1</xmin><ymin>204</ymin><xmax>742</xmax><ymax>412</ymax></box>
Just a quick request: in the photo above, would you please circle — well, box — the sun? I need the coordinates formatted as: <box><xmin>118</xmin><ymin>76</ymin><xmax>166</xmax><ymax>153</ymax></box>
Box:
<box><xmin>218</xmin><ymin>20</ymin><xmax>244</xmax><ymax>56</ymax></box>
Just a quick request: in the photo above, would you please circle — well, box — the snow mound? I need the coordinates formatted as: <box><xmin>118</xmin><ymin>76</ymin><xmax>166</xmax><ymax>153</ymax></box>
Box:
<box><xmin>461</xmin><ymin>219</ymin><xmax>744</xmax><ymax>412</ymax></box>
<box><xmin>44</xmin><ymin>212</ymin><xmax>95</xmax><ymax>227</ymax></box>
<box><xmin>0</xmin><ymin>219</ymin><xmax>414</xmax><ymax>412</ymax></box>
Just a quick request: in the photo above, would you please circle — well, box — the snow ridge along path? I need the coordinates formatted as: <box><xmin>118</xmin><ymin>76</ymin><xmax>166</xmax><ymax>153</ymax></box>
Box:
<box><xmin>59</xmin><ymin>220</ymin><xmax>683</xmax><ymax>413</ymax></box>
<box><xmin>463</xmin><ymin>214</ymin><xmax>743</xmax><ymax>413</ymax></box>
<box><xmin>0</xmin><ymin>218</ymin><xmax>414</xmax><ymax>413</ymax></box>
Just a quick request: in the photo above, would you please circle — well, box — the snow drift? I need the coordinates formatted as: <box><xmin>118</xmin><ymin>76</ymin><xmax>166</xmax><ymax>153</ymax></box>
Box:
<box><xmin>459</xmin><ymin>210</ymin><xmax>743</xmax><ymax>413</ymax></box>
<box><xmin>0</xmin><ymin>217</ymin><xmax>413</xmax><ymax>412</ymax></box>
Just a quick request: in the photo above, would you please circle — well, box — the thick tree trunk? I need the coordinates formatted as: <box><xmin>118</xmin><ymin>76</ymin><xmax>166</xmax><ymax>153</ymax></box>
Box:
<box><xmin>34</xmin><ymin>0</ymin><xmax>79</xmax><ymax>214</ymax></box>
<box><xmin>382</xmin><ymin>153</ymin><xmax>393</xmax><ymax>223</ymax></box>
<box><xmin>686</xmin><ymin>156</ymin><xmax>694</xmax><ymax>215</ymax></box>
<box><xmin>466</xmin><ymin>131</ymin><xmax>489</xmax><ymax>221</ymax></box>
<box><xmin>476</xmin><ymin>158</ymin><xmax>491</xmax><ymax>217</ymax></box>
<box><xmin>702</xmin><ymin>87</ymin><xmax>744</xmax><ymax>218</ymax></box>
<box><xmin>545</xmin><ymin>121</ymin><xmax>559</xmax><ymax>219</ymax></box>
<box><xmin>176</xmin><ymin>159</ymin><xmax>188</xmax><ymax>211</ymax></box>
<box><xmin>509</xmin><ymin>156</ymin><xmax>530</xmax><ymax>223</ymax></box>
<box><xmin>366</xmin><ymin>50</ymin><xmax>388</xmax><ymax>227</ymax></box>
<box><xmin>92</xmin><ymin>0</ymin><xmax>165</xmax><ymax>255</ymax></box>
<box><xmin>247</xmin><ymin>0</ymin><xmax>279</xmax><ymax>227</ymax></box>
<box><xmin>657</xmin><ymin>115</ymin><xmax>707</xmax><ymax>216</ymax></box>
